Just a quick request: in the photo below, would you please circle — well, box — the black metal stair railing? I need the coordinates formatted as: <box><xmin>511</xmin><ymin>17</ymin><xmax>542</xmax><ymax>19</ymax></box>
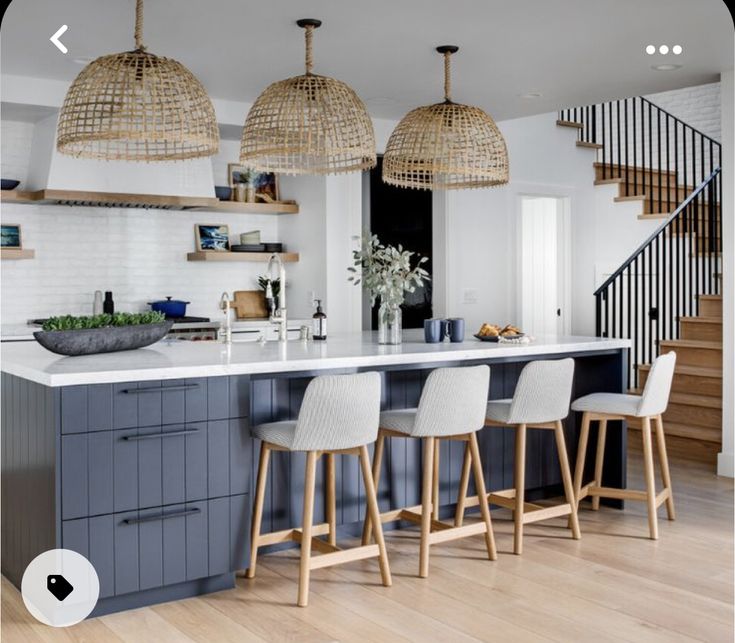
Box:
<box><xmin>593</xmin><ymin>168</ymin><xmax>722</xmax><ymax>388</ymax></box>
<box><xmin>560</xmin><ymin>97</ymin><xmax>723</xmax><ymax>387</ymax></box>
<box><xmin>560</xmin><ymin>97</ymin><xmax>722</xmax><ymax>217</ymax></box>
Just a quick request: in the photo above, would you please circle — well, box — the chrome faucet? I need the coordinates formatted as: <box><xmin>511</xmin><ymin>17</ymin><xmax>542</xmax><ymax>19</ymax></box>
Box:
<box><xmin>219</xmin><ymin>292</ymin><xmax>233</xmax><ymax>345</ymax></box>
<box><xmin>265</xmin><ymin>253</ymin><xmax>288</xmax><ymax>342</ymax></box>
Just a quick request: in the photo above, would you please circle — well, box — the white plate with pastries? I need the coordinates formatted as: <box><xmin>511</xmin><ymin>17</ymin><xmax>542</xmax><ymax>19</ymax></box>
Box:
<box><xmin>474</xmin><ymin>323</ymin><xmax>524</xmax><ymax>342</ymax></box>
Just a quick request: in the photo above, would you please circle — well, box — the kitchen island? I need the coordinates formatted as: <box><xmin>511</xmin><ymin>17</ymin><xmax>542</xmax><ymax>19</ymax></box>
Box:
<box><xmin>1</xmin><ymin>331</ymin><xmax>629</xmax><ymax>616</ymax></box>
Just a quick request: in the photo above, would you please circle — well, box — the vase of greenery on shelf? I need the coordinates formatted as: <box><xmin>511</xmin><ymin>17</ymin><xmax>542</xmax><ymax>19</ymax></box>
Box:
<box><xmin>348</xmin><ymin>232</ymin><xmax>429</xmax><ymax>345</ymax></box>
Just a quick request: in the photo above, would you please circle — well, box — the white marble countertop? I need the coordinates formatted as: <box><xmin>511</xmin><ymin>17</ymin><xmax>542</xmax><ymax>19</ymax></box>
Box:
<box><xmin>0</xmin><ymin>330</ymin><xmax>630</xmax><ymax>387</ymax></box>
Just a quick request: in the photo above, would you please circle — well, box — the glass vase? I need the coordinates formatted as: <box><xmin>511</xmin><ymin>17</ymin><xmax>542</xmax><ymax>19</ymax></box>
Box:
<box><xmin>377</xmin><ymin>301</ymin><xmax>402</xmax><ymax>345</ymax></box>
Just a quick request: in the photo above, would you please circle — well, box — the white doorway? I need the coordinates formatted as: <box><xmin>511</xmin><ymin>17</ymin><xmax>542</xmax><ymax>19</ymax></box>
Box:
<box><xmin>518</xmin><ymin>195</ymin><xmax>571</xmax><ymax>336</ymax></box>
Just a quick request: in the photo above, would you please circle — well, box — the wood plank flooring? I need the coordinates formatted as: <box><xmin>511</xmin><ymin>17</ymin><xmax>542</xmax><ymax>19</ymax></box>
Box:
<box><xmin>2</xmin><ymin>450</ymin><xmax>733</xmax><ymax>642</ymax></box>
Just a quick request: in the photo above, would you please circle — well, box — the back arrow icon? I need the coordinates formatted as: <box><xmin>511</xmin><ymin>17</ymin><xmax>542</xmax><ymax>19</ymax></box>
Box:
<box><xmin>50</xmin><ymin>25</ymin><xmax>68</xmax><ymax>54</ymax></box>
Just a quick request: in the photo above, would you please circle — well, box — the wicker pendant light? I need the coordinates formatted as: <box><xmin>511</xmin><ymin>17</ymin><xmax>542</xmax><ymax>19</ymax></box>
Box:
<box><xmin>240</xmin><ymin>19</ymin><xmax>376</xmax><ymax>175</ymax></box>
<box><xmin>56</xmin><ymin>0</ymin><xmax>219</xmax><ymax>161</ymax></box>
<box><xmin>383</xmin><ymin>46</ymin><xmax>508</xmax><ymax>190</ymax></box>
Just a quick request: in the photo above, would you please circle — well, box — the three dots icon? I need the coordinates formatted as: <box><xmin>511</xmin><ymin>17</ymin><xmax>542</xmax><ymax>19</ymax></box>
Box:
<box><xmin>646</xmin><ymin>45</ymin><xmax>683</xmax><ymax>55</ymax></box>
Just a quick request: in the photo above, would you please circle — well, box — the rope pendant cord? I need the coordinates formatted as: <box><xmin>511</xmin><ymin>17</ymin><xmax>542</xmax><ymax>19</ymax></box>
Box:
<box><xmin>444</xmin><ymin>51</ymin><xmax>451</xmax><ymax>102</ymax></box>
<box><xmin>134</xmin><ymin>0</ymin><xmax>146</xmax><ymax>51</ymax></box>
<box><xmin>305</xmin><ymin>25</ymin><xmax>314</xmax><ymax>75</ymax></box>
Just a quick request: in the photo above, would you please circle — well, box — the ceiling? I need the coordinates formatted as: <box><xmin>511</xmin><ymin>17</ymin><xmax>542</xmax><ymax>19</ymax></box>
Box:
<box><xmin>1</xmin><ymin>0</ymin><xmax>733</xmax><ymax>121</ymax></box>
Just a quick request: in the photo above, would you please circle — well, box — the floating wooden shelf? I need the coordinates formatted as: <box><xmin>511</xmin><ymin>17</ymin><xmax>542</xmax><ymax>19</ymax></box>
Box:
<box><xmin>187</xmin><ymin>251</ymin><xmax>299</xmax><ymax>263</ymax></box>
<box><xmin>190</xmin><ymin>200</ymin><xmax>299</xmax><ymax>215</ymax></box>
<box><xmin>1</xmin><ymin>248</ymin><xmax>35</xmax><ymax>260</ymax></box>
<box><xmin>1</xmin><ymin>190</ymin><xmax>298</xmax><ymax>214</ymax></box>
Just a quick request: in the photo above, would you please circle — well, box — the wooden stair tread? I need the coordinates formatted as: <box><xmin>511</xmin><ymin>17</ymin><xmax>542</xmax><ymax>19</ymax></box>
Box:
<box><xmin>699</xmin><ymin>294</ymin><xmax>722</xmax><ymax>301</ymax></box>
<box><xmin>626</xmin><ymin>419</ymin><xmax>721</xmax><ymax>443</ymax></box>
<box><xmin>628</xmin><ymin>389</ymin><xmax>722</xmax><ymax>409</ymax></box>
<box><xmin>680</xmin><ymin>317</ymin><xmax>722</xmax><ymax>325</ymax></box>
<box><xmin>637</xmin><ymin>363</ymin><xmax>722</xmax><ymax>378</ymax></box>
<box><xmin>593</xmin><ymin>161</ymin><xmax>677</xmax><ymax>177</ymax></box>
<box><xmin>659</xmin><ymin>339</ymin><xmax>722</xmax><ymax>350</ymax></box>
<box><xmin>556</xmin><ymin>120</ymin><xmax>584</xmax><ymax>129</ymax></box>
<box><xmin>576</xmin><ymin>141</ymin><xmax>603</xmax><ymax>149</ymax></box>
<box><xmin>594</xmin><ymin>178</ymin><xmax>624</xmax><ymax>186</ymax></box>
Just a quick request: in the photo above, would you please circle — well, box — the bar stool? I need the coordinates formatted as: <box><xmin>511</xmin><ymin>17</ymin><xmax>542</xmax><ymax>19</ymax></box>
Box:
<box><xmin>460</xmin><ymin>358</ymin><xmax>579</xmax><ymax>555</ymax></box>
<box><xmin>246</xmin><ymin>372</ymin><xmax>391</xmax><ymax>607</ymax></box>
<box><xmin>571</xmin><ymin>352</ymin><xmax>677</xmax><ymax>540</ymax></box>
<box><xmin>361</xmin><ymin>365</ymin><xmax>496</xmax><ymax>578</ymax></box>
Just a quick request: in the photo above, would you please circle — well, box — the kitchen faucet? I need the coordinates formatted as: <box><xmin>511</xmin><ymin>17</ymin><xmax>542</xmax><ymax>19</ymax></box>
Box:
<box><xmin>265</xmin><ymin>253</ymin><xmax>288</xmax><ymax>342</ymax></box>
<box><xmin>219</xmin><ymin>292</ymin><xmax>233</xmax><ymax>345</ymax></box>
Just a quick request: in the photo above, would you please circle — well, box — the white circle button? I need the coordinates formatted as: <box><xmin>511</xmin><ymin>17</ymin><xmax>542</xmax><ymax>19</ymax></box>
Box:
<box><xmin>21</xmin><ymin>549</ymin><xmax>100</xmax><ymax>627</ymax></box>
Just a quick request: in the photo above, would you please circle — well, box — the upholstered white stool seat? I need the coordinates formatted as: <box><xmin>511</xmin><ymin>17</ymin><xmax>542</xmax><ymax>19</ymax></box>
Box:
<box><xmin>485</xmin><ymin>399</ymin><xmax>512</xmax><ymax>424</ymax></box>
<box><xmin>251</xmin><ymin>421</ymin><xmax>297</xmax><ymax>449</ymax></box>
<box><xmin>379</xmin><ymin>409</ymin><xmax>418</xmax><ymax>435</ymax></box>
<box><xmin>571</xmin><ymin>393</ymin><xmax>642</xmax><ymax>417</ymax></box>
<box><xmin>246</xmin><ymin>372</ymin><xmax>391</xmax><ymax>607</ymax></box>
<box><xmin>571</xmin><ymin>352</ymin><xmax>677</xmax><ymax>540</ymax></box>
<box><xmin>364</xmin><ymin>365</ymin><xmax>497</xmax><ymax>578</ymax></box>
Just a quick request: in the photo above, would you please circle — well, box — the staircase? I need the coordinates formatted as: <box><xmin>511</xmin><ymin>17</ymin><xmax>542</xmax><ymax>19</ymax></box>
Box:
<box><xmin>558</xmin><ymin>98</ymin><xmax>723</xmax><ymax>462</ymax></box>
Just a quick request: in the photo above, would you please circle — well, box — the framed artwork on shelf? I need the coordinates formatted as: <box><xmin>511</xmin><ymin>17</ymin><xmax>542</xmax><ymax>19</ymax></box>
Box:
<box><xmin>1</xmin><ymin>224</ymin><xmax>22</xmax><ymax>249</ymax></box>
<box><xmin>195</xmin><ymin>223</ymin><xmax>230</xmax><ymax>252</ymax></box>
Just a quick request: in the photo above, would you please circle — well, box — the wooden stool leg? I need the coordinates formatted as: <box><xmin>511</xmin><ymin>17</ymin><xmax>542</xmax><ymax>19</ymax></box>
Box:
<box><xmin>245</xmin><ymin>442</ymin><xmax>270</xmax><ymax>578</ymax></box>
<box><xmin>468</xmin><ymin>433</ymin><xmax>497</xmax><ymax>561</ymax></box>
<box><xmin>654</xmin><ymin>415</ymin><xmax>676</xmax><ymax>521</ymax></box>
<box><xmin>641</xmin><ymin>417</ymin><xmax>659</xmax><ymax>540</ymax></box>
<box><xmin>297</xmin><ymin>451</ymin><xmax>318</xmax><ymax>607</ymax></box>
<box><xmin>513</xmin><ymin>425</ymin><xmax>526</xmax><ymax>555</ymax></box>
<box><xmin>591</xmin><ymin>419</ymin><xmax>608</xmax><ymax>511</ymax></box>
<box><xmin>454</xmin><ymin>442</ymin><xmax>472</xmax><ymax>527</ymax></box>
<box><xmin>555</xmin><ymin>421</ymin><xmax>581</xmax><ymax>540</ymax></box>
<box><xmin>361</xmin><ymin>433</ymin><xmax>385</xmax><ymax>546</ymax></box>
<box><xmin>572</xmin><ymin>412</ymin><xmax>590</xmax><ymax>513</ymax></box>
<box><xmin>359</xmin><ymin>445</ymin><xmax>392</xmax><ymax>587</ymax></box>
<box><xmin>326</xmin><ymin>453</ymin><xmax>337</xmax><ymax>546</ymax></box>
<box><xmin>432</xmin><ymin>439</ymin><xmax>441</xmax><ymax>520</ymax></box>
<box><xmin>419</xmin><ymin>437</ymin><xmax>435</xmax><ymax>577</ymax></box>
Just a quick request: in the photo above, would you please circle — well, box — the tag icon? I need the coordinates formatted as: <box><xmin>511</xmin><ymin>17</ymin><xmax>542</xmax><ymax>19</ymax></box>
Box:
<box><xmin>46</xmin><ymin>574</ymin><xmax>74</xmax><ymax>601</ymax></box>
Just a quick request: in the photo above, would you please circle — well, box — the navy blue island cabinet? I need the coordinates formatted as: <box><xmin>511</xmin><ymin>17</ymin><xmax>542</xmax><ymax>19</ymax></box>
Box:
<box><xmin>1</xmin><ymin>345</ymin><xmax>627</xmax><ymax>616</ymax></box>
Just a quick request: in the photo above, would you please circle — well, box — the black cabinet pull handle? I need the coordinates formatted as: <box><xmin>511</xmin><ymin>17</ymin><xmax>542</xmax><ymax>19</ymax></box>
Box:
<box><xmin>122</xmin><ymin>428</ymin><xmax>199</xmax><ymax>441</ymax></box>
<box><xmin>122</xmin><ymin>507</ymin><xmax>201</xmax><ymax>525</ymax></box>
<box><xmin>120</xmin><ymin>383</ymin><xmax>200</xmax><ymax>394</ymax></box>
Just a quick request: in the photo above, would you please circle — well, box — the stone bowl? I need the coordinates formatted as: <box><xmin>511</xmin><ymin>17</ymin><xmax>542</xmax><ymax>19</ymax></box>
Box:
<box><xmin>33</xmin><ymin>321</ymin><xmax>174</xmax><ymax>356</ymax></box>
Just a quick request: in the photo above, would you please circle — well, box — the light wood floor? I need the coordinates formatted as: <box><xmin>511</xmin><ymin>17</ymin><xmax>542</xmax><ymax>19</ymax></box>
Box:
<box><xmin>2</xmin><ymin>450</ymin><xmax>733</xmax><ymax>642</ymax></box>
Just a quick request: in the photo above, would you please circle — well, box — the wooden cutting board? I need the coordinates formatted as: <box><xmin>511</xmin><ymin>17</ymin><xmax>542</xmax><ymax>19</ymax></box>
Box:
<box><xmin>233</xmin><ymin>290</ymin><xmax>268</xmax><ymax>319</ymax></box>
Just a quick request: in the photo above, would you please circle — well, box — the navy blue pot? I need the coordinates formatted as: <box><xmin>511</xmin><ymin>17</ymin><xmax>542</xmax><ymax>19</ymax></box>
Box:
<box><xmin>148</xmin><ymin>297</ymin><xmax>190</xmax><ymax>318</ymax></box>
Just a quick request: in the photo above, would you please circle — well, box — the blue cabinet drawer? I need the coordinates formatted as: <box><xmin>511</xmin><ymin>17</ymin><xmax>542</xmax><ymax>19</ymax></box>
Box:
<box><xmin>61</xmin><ymin>494</ymin><xmax>250</xmax><ymax>598</ymax></box>
<box><xmin>61</xmin><ymin>418</ymin><xmax>252</xmax><ymax>520</ymax></box>
<box><xmin>60</xmin><ymin>376</ymin><xmax>250</xmax><ymax>434</ymax></box>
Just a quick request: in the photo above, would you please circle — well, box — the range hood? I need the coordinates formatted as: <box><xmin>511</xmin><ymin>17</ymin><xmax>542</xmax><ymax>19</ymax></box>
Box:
<box><xmin>24</xmin><ymin>112</ymin><xmax>217</xmax><ymax>204</ymax></box>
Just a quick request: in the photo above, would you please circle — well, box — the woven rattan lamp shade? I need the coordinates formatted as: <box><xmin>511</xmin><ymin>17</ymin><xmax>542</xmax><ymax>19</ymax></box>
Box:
<box><xmin>56</xmin><ymin>0</ymin><xmax>218</xmax><ymax>161</ymax></box>
<box><xmin>383</xmin><ymin>46</ymin><xmax>508</xmax><ymax>190</ymax></box>
<box><xmin>240</xmin><ymin>19</ymin><xmax>376</xmax><ymax>175</ymax></box>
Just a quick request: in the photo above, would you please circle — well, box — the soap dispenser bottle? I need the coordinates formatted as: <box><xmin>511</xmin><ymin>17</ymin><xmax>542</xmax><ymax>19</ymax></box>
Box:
<box><xmin>312</xmin><ymin>299</ymin><xmax>327</xmax><ymax>340</ymax></box>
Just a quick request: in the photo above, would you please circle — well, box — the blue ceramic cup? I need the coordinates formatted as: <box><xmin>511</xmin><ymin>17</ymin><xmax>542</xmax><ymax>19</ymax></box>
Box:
<box><xmin>424</xmin><ymin>319</ymin><xmax>443</xmax><ymax>343</ymax></box>
<box><xmin>446</xmin><ymin>318</ymin><xmax>465</xmax><ymax>343</ymax></box>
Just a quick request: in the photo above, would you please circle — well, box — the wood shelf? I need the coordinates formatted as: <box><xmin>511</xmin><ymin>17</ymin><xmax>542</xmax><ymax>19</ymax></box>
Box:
<box><xmin>190</xmin><ymin>200</ymin><xmax>299</xmax><ymax>214</ymax></box>
<box><xmin>187</xmin><ymin>251</ymin><xmax>299</xmax><ymax>263</ymax></box>
<box><xmin>1</xmin><ymin>190</ymin><xmax>298</xmax><ymax>214</ymax></box>
<box><xmin>1</xmin><ymin>248</ymin><xmax>35</xmax><ymax>260</ymax></box>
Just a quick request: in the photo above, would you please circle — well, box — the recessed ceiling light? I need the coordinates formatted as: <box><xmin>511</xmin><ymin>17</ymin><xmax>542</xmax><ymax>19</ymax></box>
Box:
<box><xmin>672</xmin><ymin>45</ymin><xmax>683</xmax><ymax>55</ymax></box>
<box><xmin>652</xmin><ymin>63</ymin><xmax>683</xmax><ymax>71</ymax></box>
<box><xmin>645</xmin><ymin>45</ymin><xmax>656</xmax><ymax>55</ymax></box>
<box><xmin>519</xmin><ymin>92</ymin><xmax>542</xmax><ymax>99</ymax></box>
<box><xmin>72</xmin><ymin>56</ymin><xmax>93</xmax><ymax>65</ymax></box>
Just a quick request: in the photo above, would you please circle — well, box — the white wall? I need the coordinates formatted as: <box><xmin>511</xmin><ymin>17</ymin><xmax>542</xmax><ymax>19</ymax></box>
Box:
<box><xmin>718</xmin><ymin>69</ymin><xmax>734</xmax><ymax>478</ymax></box>
<box><xmin>434</xmin><ymin>111</ymin><xmax>662</xmax><ymax>336</ymax></box>
<box><xmin>645</xmin><ymin>82</ymin><xmax>721</xmax><ymax>142</ymax></box>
